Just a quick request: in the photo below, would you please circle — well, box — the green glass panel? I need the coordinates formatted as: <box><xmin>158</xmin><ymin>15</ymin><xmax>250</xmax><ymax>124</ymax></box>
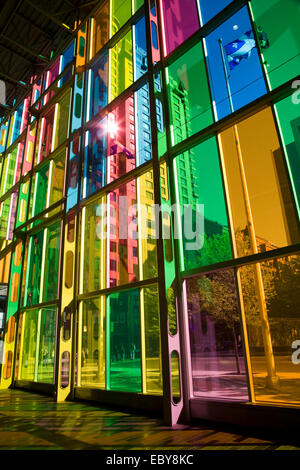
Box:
<box><xmin>143</xmin><ymin>285</ymin><xmax>162</xmax><ymax>394</ymax></box>
<box><xmin>43</xmin><ymin>222</ymin><xmax>61</xmax><ymax>302</ymax></box>
<box><xmin>154</xmin><ymin>72</ymin><xmax>167</xmax><ymax>158</ymax></box>
<box><xmin>0</xmin><ymin>145</ymin><xmax>18</xmax><ymax>195</ymax></box>
<box><xmin>16</xmin><ymin>181</ymin><xmax>29</xmax><ymax>228</ymax></box>
<box><xmin>24</xmin><ymin>231</ymin><xmax>43</xmax><ymax>306</ymax></box>
<box><xmin>274</xmin><ymin>96</ymin><xmax>300</xmax><ymax>219</ymax></box>
<box><xmin>250</xmin><ymin>0</ymin><xmax>300</xmax><ymax>89</ymax></box>
<box><xmin>0</xmin><ymin>196</ymin><xmax>10</xmax><ymax>241</ymax></box>
<box><xmin>81</xmin><ymin>297</ymin><xmax>105</xmax><ymax>388</ymax></box>
<box><xmin>111</xmin><ymin>0</ymin><xmax>132</xmax><ymax>36</ymax></box>
<box><xmin>175</xmin><ymin>137</ymin><xmax>232</xmax><ymax>271</ymax></box>
<box><xmin>134</xmin><ymin>0</ymin><xmax>143</xmax><ymax>13</ymax></box>
<box><xmin>37</xmin><ymin>306</ymin><xmax>56</xmax><ymax>383</ymax></box>
<box><xmin>110</xmin><ymin>30</ymin><xmax>133</xmax><ymax>101</ymax></box>
<box><xmin>20</xmin><ymin>309</ymin><xmax>38</xmax><ymax>381</ymax></box>
<box><xmin>107</xmin><ymin>289</ymin><xmax>141</xmax><ymax>392</ymax></box>
<box><xmin>30</xmin><ymin>163</ymin><xmax>49</xmax><ymax>219</ymax></box>
<box><xmin>167</xmin><ymin>41</ymin><xmax>213</xmax><ymax>146</ymax></box>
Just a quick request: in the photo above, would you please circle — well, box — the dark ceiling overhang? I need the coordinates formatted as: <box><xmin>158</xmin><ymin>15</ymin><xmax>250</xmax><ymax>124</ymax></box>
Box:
<box><xmin>0</xmin><ymin>0</ymin><xmax>97</xmax><ymax>118</ymax></box>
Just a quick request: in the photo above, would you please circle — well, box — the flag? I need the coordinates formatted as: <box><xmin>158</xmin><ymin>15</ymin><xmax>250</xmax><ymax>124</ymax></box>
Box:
<box><xmin>224</xmin><ymin>28</ymin><xmax>270</xmax><ymax>71</ymax></box>
<box><xmin>224</xmin><ymin>30</ymin><xmax>256</xmax><ymax>71</ymax></box>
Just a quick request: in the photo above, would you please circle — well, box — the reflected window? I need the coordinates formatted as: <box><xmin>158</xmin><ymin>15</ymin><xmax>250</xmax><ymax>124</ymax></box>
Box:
<box><xmin>187</xmin><ymin>269</ymin><xmax>248</xmax><ymax>400</ymax></box>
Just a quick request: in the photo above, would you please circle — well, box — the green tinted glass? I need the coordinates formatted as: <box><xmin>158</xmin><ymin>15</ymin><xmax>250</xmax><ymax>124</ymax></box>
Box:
<box><xmin>175</xmin><ymin>137</ymin><xmax>232</xmax><ymax>271</ymax></box>
<box><xmin>107</xmin><ymin>289</ymin><xmax>141</xmax><ymax>392</ymax></box>
<box><xmin>250</xmin><ymin>0</ymin><xmax>300</xmax><ymax>89</ymax></box>
<box><xmin>274</xmin><ymin>96</ymin><xmax>300</xmax><ymax>218</ymax></box>
<box><xmin>167</xmin><ymin>41</ymin><xmax>213</xmax><ymax>146</ymax></box>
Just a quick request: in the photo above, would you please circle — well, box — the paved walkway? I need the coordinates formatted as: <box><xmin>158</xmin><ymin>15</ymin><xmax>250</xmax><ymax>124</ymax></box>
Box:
<box><xmin>0</xmin><ymin>389</ymin><xmax>298</xmax><ymax>450</ymax></box>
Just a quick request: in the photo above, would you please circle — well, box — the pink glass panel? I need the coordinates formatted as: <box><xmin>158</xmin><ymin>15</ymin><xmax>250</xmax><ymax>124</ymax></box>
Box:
<box><xmin>161</xmin><ymin>0</ymin><xmax>200</xmax><ymax>56</ymax></box>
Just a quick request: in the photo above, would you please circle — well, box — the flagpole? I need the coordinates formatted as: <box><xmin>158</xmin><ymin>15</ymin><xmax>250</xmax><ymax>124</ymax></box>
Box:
<box><xmin>218</xmin><ymin>38</ymin><xmax>234</xmax><ymax>114</ymax></box>
<box><xmin>218</xmin><ymin>37</ymin><xmax>279</xmax><ymax>390</ymax></box>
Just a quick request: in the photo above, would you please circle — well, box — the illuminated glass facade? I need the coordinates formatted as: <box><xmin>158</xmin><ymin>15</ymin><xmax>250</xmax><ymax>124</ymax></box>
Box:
<box><xmin>0</xmin><ymin>0</ymin><xmax>300</xmax><ymax>427</ymax></box>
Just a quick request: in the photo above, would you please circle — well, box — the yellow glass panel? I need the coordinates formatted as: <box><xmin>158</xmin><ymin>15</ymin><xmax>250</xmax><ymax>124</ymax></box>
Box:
<box><xmin>218</xmin><ymin>107</ymin><xmax>300</xmax><ymax>257</ymax></box>
<box><xmin>80</xmin><ymin>297</ymin><xmax>105</xmax><ymax>388</ymax></box>
<box><xmin>239</xmin><ymin>254</ymin><xmax>300</xmax><ymax>404</ymax></box>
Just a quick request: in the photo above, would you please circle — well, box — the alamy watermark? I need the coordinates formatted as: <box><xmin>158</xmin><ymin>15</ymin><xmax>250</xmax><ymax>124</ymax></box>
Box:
<box><xmin>291</xmin><ymin>80</ymin><xmax>300</xmax><ymax>105</ymax></box>
<box><xmin>95</xmin><ymin>198</ymin><xmax>205</xmax><ymax>251</ymax></box>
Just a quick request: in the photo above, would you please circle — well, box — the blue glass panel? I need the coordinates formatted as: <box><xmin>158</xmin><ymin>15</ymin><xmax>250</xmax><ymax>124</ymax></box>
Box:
<box><xmin>86</xmin><ymin>52</ymin><xmax>108</xmax><ymax>123</ymax></box>
<box><xmin>59</xmin><ymin>40</ymin><xmax>75</xmax><ymax>87</ymax></box>
<box><xmin>133</xmin><ymin>16</ymin><xmax>148</xmax><ymax>80</ymax></box>
<box><xmin>135</xmin><ymin>84</ymin><xmax>152</xmax><ymax>165</ymax></box>
<box><xmin>83</xmin><ymin>118</ymin><xmax>107</xmax><ymax>198</ymax></box>
<box><xmin>66</xmin><ymin>135</ymin><xmax>81</xmax><ymax>212</ymax></box>
<box><xmin>71</xmin><ymin>73</ymin><xmax>85</xmax><ymax>133</ymax></box>
<box><xmin>205</xmin><ymin>7</ymin><xmax>267</xmax><ymax>120</ymax></box>
<box><xmin>198</xmin><ymin>0</ymin><xmax>233</xmax><ymax>24</ymax></box>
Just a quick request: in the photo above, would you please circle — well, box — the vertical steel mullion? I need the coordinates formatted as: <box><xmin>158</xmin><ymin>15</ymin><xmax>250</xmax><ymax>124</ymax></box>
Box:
<box><xmin>144</xmin><ymin>0</ymin><xmax>176</xmax><ymax>426</ymax></box>
<box><xmin>155</xmin><ymin>0</ymin><xmax>192</xmax><ymax>423</ymax></box>
<box><xmin>69</xmin><ymin>16</ymin><xmax>90</xmax><ymax>399</ymax></box>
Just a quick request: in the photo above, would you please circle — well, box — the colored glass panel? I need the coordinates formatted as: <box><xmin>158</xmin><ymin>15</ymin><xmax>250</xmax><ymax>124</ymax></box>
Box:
<box><xmin>29</xmin><ymin>163</ymin><xmax>49</xmax><ymax>219</ymax></box>
<box><xmin>36</xmin><ymin>306</ymin><xmax>56</xmax><ymax>383</ymax></box>
<box><xmin>205</xmin><ymin>6</ymin><xmax>267</xmax><ymax>120</ymax></box>
<box><xmin>175</xmin><ymin>137</ymin><xmax>232</xmax><ymax>271</ymax></box>
<box><xmin>83</xmin><ymin>119</ymin><xmax>107</xmax><ymax>198</ymax></box>
<box><xmin>138</xmin><ymin>170</ymin><xmax>158</xmax><ymax>279</ymax></box>
<box><xmin>135</xmin><ymin>84</ymin><xmax>152</xmax><ymax>165</ymax></box>
<box><xmin>110</xmin><ymin>31</ymin><xmax>133</xmax><ymax>102</ymax></box>
<box><xmin>34</xmin><ymin>107</ymin><xmax>55</xmax><ymax>164</ymax></box>
<box><xmin>20</xmin><ymin>309</ymin><xmax>38</xmax><ymax>381</ymax></box>
<box><xmin>218</xmin><ymin>107</ymin><xmax>300</xmax><ymax>257</ymax></box>
<box><xmin>66</xmin><ymin>134</ymin><xmax>81</xmax><ymax>211</ymax></box>
<box><xmin>143</xmin><ymin>285</ymin><xmax>162</xmax><ymax>394</ymax></box>
<box><xmin>89</xmin><ymin>0</ymin><xmax>109</xmax><ymax>60</ymax></box>
<box><xmin>187</xmin><ymin>269</ymin><xmax>248</xmax><ymax>400</ymax></box>
<box><xmin>167</xmin><ymin>41</ymin><xmax>213</xmax><ymax>146</ymax></box>
<box><xmin>250</xmin><ymin>0</ymin><xmax>300</xmax><ymax>90</ymax></box>
<box><xmin>43</xmin><ymin>222</ymin><xmax>61</xmax><ymax>302</ymax></box>
<box><xmin>107</xmin><ymin>289</ymin><xmax>141</xmax><ymax>392</ymax></box>
<box><xmin>80</xmin><ymin>297</ymin><xmax>105</xmax><ymax>388</ymax></box>
<box><xmin>108</xmin><ymin>181</ymin><xmax>139</xmax><ymax>287</ymax></box>
<box><xmin>81</xmin><ymin>196</ymin><xmax>106</xmax><ymax>293</ymax></box>
<box><xmin>274</xmin><ymin>96</ymin><xmax>300</xmax><ymax>218</ymax></box>
<box><xmin>239</xmin><ymin>254</ymin><xmax>300</xmax><ymax>404</ymax></box>
<box><xmin>154</xmin><ymin>72</ymin><xmax>167</xmax><ymax>157</ymax></box>
<box><xmin>71</xmin><ymin>73</ymin><xmax>85</xmax><ymax>133</ymax></box>
<box><xmin>23</xmin><ymin>231</ymin><xmax>44</xmax><ymax>307</ymax></box>
<box><xmin>86</xmin><ymin>52</ymin><xmax>108</xmax><ymax>123</ymax></box>
<box><xmin>161</xmin><ymin>0</ymin><xmax>200</xmax><ymax>56</ymax></box>
<box><xmin>133</xmin><ymin>16</ymin><xmax>148</xmax><ymax>80</ymax></box>
<box><xmin>53</xmin><ymin>89</ymin><xmax>71</xmax><ymax>150</ymax></box>
<box><xmin>198</xmin><ymin>0</ymin><xmax>233</xmax><ymax>24</ymax></box>
<box><xmin>111</xmin><ymin>0</ymin><xmax>132</xmax><ymax>36</ymax></box>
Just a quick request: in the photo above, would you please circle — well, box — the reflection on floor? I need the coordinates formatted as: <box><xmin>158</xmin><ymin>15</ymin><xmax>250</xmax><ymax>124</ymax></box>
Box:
<box><xmin>0</xmin><ymin>389</ymin><xmax>299</xmax><ymax>450</ymax></box>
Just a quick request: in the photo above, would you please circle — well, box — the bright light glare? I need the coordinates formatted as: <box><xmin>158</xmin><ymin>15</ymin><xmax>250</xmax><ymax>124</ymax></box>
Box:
<box><xmin>107</xmin><ymin>113</ymin><xmax>118</xmax><ymax>138</ymax></box>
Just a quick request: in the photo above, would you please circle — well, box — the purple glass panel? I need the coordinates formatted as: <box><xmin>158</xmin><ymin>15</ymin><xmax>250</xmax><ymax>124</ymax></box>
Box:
<box><xmin>187</xmin><ymin>269</ymin><xmax>249</xmax><ymax>401</ymax></box>
<box><xmin>161</xmin><ymin>0</ymin><xmax>200</xmax><ymax>56</ymax></box>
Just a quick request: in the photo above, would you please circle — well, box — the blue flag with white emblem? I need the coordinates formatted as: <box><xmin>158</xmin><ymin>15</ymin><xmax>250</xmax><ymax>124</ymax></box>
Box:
<box><xmin>224</xmin><ymin>30</ymin><xmax>257</xmax><ymax>70</ymax></box>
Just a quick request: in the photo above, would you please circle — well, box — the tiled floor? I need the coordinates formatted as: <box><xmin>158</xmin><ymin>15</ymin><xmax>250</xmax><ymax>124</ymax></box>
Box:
<box><xmin>0</xmin><ymin>389</ymin><xmax>299</xmax><ymax>450</ymax></box>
